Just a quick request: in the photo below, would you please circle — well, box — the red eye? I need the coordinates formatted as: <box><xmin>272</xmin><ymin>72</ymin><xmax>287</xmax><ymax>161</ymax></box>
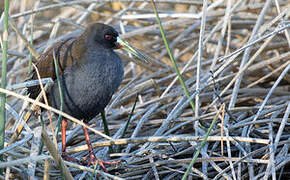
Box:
<box><xmin>105</xmin><ymin>34</ymin><xmax>112</xmax><ymax>40</ymax></box>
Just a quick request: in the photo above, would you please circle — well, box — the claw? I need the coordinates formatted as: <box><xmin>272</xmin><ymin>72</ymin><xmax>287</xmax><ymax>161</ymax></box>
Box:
<box><xmin>61</xmin><ymin>125</ymin><xmax>120</xmax><ymax>171</ymax></box>
<box><xmin>61</xmin><ymin>152</ymin><xmax>80</xmax><ymax>164</ymax></box>
<box><xmin>81</xmin><ymin>152</ymin><xmax>120</xmax><ymax>172</ymax></box>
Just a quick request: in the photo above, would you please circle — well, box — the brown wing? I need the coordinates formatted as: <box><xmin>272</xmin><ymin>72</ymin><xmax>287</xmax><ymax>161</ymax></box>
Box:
<box><xmin>27</xmin><ymin>36</ymin><xmax>85</xmax><ymax>99</ymax></box>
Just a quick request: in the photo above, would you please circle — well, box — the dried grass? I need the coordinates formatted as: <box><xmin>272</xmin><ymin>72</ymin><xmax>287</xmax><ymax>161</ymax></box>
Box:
<box><xmin>0</xmin><ymin>0</ymin><xmax>290</xmax><ymax>179</ymax></box>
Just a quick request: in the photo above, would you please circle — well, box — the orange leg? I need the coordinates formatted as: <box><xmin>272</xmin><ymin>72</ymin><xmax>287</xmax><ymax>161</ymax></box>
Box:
<box><xmin>82</xmin><ymin>126</ymin><xmax>120</xmax><ymax>171</ymax></box>
<box><xmin>61</xmin><ymin>118</ymin><xmax>68</xmax><ymax>153</ymax></box>
<box><xmin>61</xmin><ymin>118</ymin><xmax>80</xmax><ymax>163</ymax></box>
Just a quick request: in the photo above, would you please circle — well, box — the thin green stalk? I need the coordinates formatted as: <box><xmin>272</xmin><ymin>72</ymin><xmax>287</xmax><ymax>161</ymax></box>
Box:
<box><xmin>151</xmin><ymin>0</ymin><xmax>195</xmax><ymax>112</ymax></box>
<box><xmin>28</xmin><ymin>18</ymin><xmax>34</xmax><ymax>74</ymax></box>
<box><xmin>151</xmin><ymin>3</ymin><xmax>217</xmax><ymax>178</ymax></box>
<box><xmin>100</xmin><ymin>110</ymin><xmax>113</xmax><ymax>153</ymax></box>
<box><xmin>52</xmin><ymin>52</ymin><xmax>64</xmax><ymax>140</ymax></box>
<box><xmin>121</xmin><ymin>95</ymin><xmax>138</xmax><ymax>138</ymax></box>
<box><xmin>116</xmin><ymin>95</ymin><xmax>138</xmax><ymax>153</ymax></box>
<box><xmin>182</xmin><ymin>113</ymin><xmax>218</xmax><ymax>180</ymax></box>
<box><xmin>38</xmin><ymin>115</ymin><xmax>44</xmax><ymax>155</ymax></box>
<box><xmin>100</xmin><ymin>110</ymin><xmax>110</xmax><ymax>136</ymax></box>
<box><xmin>91</xmin><ymin>164</ymin><xmax>97</xmax><ymax>179</ymax></box>
<box><xmin>0</xmin><ymin>0</ymin><xmax>9</xmax><ymax>168</ymax></box>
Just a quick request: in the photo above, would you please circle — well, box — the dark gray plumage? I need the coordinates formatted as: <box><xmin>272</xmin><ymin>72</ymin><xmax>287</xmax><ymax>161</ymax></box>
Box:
<box><xmin>28</xmin><ymin>23</ymin><xmax>124</xmax><ymax>122</ymax></box>
<box><xmin>49</xmin><ymin>47</ymin><xmax>123</xmax><ymax>121</ymax></box>
<box><xmin>49</xmin><ymin>46</ymin><xmax>123</xmax><ymax>121</ymax></box>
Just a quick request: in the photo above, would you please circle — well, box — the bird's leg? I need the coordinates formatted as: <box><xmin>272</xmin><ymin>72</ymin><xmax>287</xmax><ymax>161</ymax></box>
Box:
<box><xmin>61</xmin><ymin>118</ymin><xmax>67</xmax><ymax>154</ymax></box>
<box><xmin>81</xmin><ymin>126</ymin><xmax>120</xmax><ymax>171</ymax></box>
<box><xmin>61</xmin><ymin>118</ymin><xmax>80</xmax><ymax>163</ymax></box>
<box><xmin>81</xmin><ymin>126</ymin><xmax>97</xmax><ymax>166</ymax></box>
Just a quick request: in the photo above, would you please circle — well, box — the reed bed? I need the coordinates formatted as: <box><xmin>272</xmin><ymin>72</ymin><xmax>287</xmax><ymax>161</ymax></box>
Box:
<box><xmin>0</xmin><ymin>0</ymin><xmax>290</xmax><ymax>179</ymax></box>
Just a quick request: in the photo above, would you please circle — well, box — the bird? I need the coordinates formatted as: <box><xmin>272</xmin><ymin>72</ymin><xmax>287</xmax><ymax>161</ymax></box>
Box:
<box><xmin>27</xmin><ymin>23</ymin><xmax>149</xmax><ymax>169</ymax></box>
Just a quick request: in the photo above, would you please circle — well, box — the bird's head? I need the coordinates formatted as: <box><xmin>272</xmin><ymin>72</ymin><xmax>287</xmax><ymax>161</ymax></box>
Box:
<box><xmin>85</xmin><ymin>23</ymin><xmax>150</xmax><ymax>63</ymax></box>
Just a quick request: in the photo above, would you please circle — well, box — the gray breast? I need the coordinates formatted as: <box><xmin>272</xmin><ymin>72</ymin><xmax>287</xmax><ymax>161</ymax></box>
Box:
<box><xmin>48</xmin><ymin>49</ymin><xmax>124</xmax><ymax>121</ymax></box>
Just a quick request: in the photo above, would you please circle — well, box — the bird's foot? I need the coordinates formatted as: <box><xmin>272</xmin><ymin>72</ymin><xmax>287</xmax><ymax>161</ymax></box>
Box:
<box><xmin>61</xmin><ymin>152</ymin><xmax>81</xmax><ymax>164</ymax></box>
<box><xmin>81</xmin><ymin>152</ymin><xmax>120</xmax><ymax>171</ymax></box>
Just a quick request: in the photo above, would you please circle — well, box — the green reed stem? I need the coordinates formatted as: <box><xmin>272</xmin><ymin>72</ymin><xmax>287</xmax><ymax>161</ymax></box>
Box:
<box><xmin>0</xmin><ymin>0</ymin><xmax>9</xmax><ymax>168</ymax></box>
<box><xmin>151</xmin><ymin>0</ymin><xmax>195</xmax><ymax>112</ymax></box>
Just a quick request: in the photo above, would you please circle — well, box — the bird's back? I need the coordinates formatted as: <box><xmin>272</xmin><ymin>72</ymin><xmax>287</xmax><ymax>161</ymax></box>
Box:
<box><xmin>27</xmin><ymin>37</ymin><xmax>82</xmax><ymax>99</ymax></box>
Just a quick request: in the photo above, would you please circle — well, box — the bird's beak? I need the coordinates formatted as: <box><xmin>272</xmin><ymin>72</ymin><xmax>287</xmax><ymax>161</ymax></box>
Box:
<box><xmin>116</xmin><ymin>36</ymin><xmax>150</xmax><ymax>63</ymax></box>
